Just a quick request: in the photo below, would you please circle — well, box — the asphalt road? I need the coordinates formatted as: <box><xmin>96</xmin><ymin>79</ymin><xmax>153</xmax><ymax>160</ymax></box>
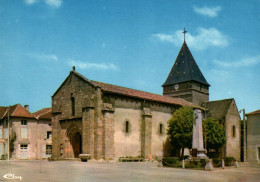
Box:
<box><xmin>0</xmin><ymin>160</ymin><xmax>259</xmax><ymax>182</ymax></box>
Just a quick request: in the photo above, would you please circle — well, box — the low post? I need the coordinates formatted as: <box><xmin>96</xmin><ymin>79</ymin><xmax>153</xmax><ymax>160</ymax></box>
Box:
<box><xmin>205</xmin><ymin>159</ymin><xmax>214</xmax><ymax>171</ymax></box>
<box><xmin>182</xmin><ymin>160</ymin><xmax>185</xmax><ymax>169</ymax></box>
<box><xmin>222</xmin><ymin>159</ymin><xmax>225</xmax><ymax>169</ymax></box>
<box><xmin>157</xmin><ymin>156</ymin><xmax>162</xmax><ymax>167</ymax></box>
<box><xmin>234</xmin><ymin>160</ymin><xmax>239</xmax><ymax>168</ymax></box>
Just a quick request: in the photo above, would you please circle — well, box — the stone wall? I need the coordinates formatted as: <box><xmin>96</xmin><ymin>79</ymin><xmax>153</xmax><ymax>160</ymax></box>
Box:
<box><xmin>52</xmin><ymin>73</ymin><xmax>97</xmax><ymax>119</ymax></box>
<box><xmin>225</xmin><ymin>101</ymin><xmax>241</xmax><ymax>160</ymax></box>
<box><xmin>52</xmin><ymin>73</ymin><xmax>97</xmax><ymax>159</ymax></box>
<box><xmin>36</xmin><ymin>119</ymin><xmax>52</xmax><ymax>159</ymax></box>
<box><xmin>150</xmin><ymin>110</ymin><xmax>171</xmax><ymax>156</ymax></box>
<box><xmin>163</xmin><ymin>81</ymin><xmax>209</xmax><ymax>106</ymax></box>
<box><xmin>191</xmin><ymin>90</ymin><xmax>209</xmax><ymax>106</ymax></box>
<box><xmin>112</xmin><ymin>95</ymin><xmax>174</xmax><ymax>159</ymax></box>
<box><xmin>247</xmin><ymin>113</ymin><xmax>260</xmax><ymax>163</ymax></box>
<box><xmin>114</xmin><ymin>107</ymin><xmax>141</xmax><ymax>158</ymax></box>
<box><xmin>59</xmin><ymin>119</ymin><xmax>82</xmax><ymax>159</ymax></box>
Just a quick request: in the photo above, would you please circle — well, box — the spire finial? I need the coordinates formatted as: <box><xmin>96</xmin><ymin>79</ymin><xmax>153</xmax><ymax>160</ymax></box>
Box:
<box><xmin>182</xmin><ymin>27</ymin><xmax>187</xmax><ymax>42</ymax></box>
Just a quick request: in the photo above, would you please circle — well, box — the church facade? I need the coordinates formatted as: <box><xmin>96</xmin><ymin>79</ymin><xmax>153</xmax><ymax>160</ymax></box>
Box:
<box><xmin>51</xmin><ymin>40</ymin><xmax>241</xmax><ymax>161</ymax></box>
<box><xmin>51</xmin><ymin>69</ymin><xmax>197</xmax><ymax>160</ymax></box>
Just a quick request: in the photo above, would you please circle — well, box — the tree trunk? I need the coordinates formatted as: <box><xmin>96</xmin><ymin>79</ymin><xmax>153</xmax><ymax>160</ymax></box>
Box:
<box><xmin>181</xmin><ymin>147</ymin><xmax>185</xmax><ymax>159</ymax></box>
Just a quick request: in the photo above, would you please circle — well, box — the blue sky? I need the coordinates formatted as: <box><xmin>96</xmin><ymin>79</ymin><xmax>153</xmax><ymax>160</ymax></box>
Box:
<box><xmin>0</xmin><ymin>0</ymin><xmax>259</xmax><ymax>114</ymax></box>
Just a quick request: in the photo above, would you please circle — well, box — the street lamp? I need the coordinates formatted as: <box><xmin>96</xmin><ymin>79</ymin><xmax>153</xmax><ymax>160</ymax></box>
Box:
<box><xmin>239</xmin><ymin>109</ymin><xmax>246</xmax><ymax>162</ymax></box>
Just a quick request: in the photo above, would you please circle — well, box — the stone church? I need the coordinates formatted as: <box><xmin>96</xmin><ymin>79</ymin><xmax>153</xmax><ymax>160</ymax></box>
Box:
<box><xmin>52</xmin><ymin>40</ymin><xmax>241</xmax><ymax>161</ymax></box>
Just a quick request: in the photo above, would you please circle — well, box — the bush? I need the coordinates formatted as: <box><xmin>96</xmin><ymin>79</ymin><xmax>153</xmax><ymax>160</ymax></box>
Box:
<box><xmin>224</xmin><ymin>157</ymin><xmax>235</xmax><ymax>166</ymax></box>
<box><xmin>185</xmin><ymin>163</ymin><xmax>203</xmax><ymax>169</ymax></box>
<box><xmin>200</xmin><ymin>159</ymin><xmax>207</xmax><ymax>167</ymax></box>
<box><xmin>212</xmin><ymin>158</ymin><xmax>222</xmax><ymax>165</ymax></box>
<box><xmin>162</xmin><ymin>157</ymin><xmax>182</xmax><ymax>167</ymax></box>
<box><xmin>212</xmin><ymin>158</ymin><xmax>222</xmax><ymax>168</ymax></box>
<box><xmin>186</xmin><ymin>160</ymin><xmax>204</xmax><ymax>169</ymax></box>
<box><xmin>1</xmin><ymin>154</ymin><xmax>7</xmax><ymax>160</ymax></box>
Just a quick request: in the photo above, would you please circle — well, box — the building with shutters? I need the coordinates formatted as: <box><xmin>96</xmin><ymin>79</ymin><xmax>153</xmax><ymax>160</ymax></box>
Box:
<box><xmin>0</xmin><ymin>104</ymin><xmax>52</xmax><ymax>160</ymax></box>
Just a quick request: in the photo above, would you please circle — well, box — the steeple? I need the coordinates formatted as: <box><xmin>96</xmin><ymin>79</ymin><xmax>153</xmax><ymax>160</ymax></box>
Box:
<box><xmin>163</xmin><ymin>41</ymin><xmax>210</xmax><ymax>87</ymax></box>
<box><xmin>162</xmin><ymin>33</ymin><xmax>210</xmax><ymax>106</ymax></box>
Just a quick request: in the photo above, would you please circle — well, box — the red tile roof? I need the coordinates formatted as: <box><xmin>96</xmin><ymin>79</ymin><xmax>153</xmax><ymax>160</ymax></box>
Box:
<box><xmin>0</xmin><ymin>107</ymin><xmax>8</xmax><ymax>119</ymax></box>
<box><xmin>33</xmin><ymin>108</ymin><xmax>52</xmax><ymax>120</ymax></box>
<box><xmin>53</xmin><ymin>71</ymin><xmax>203</xmax><ymax>109</ymax></box>
<box><xmin>246</xmin><ymin>110</ymin><xmax>260</xmax><ymax>116</ymax></box>
<box><xmin>0</xmin><ymin>104</ymin><xmax>35</xmax><ymax>119</ymax></box>
<box><xmin>91</xmin><ymin>80</ymin><xmax>197</xmax><ymax>107</ymax></box>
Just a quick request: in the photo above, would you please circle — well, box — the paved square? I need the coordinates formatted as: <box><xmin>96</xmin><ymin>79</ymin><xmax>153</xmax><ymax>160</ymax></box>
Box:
<box><xmin>0</xmin><ymin>161</ymin><xmax>259</xmax><ymax>182</ymax></box>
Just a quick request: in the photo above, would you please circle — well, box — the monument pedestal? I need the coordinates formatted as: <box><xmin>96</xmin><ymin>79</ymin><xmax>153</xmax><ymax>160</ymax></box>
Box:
<box><xmin>192</xmin><ymin>109</ymin><xmax>208</xmax><ymax>159</ymax></box>
<box><xmin>197</xmin><ymin>149</ymin><xmax>208</xmax><ymax>159</ymax></box>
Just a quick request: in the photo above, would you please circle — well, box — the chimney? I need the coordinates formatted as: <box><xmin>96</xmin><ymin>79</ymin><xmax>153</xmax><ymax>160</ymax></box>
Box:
<box><xmin>73</xmin><ymin>66</ymin><xmax>75</xmax><ymax>71</ymax></box>
<box><xmin>24</xmin><ymin>105</ymin><xmax>29</xmax><ymax>111</ymax></box>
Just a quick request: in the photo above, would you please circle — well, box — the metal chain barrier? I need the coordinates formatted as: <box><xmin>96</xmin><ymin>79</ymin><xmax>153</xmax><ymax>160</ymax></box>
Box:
<box><xmin>213</xmin><ymin>161</ymin><xmax>222</xmax><ymax>168</ymax></box>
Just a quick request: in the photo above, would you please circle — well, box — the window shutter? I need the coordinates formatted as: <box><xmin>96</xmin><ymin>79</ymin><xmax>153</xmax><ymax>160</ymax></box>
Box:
<box><xmin>21</xmin><ymin>128</ymin><xmax>28</xmax><ymax>139</ymax></box>
<box><xmin>5</xmin><ymin>128</ymin><xmax>8</xmax><ymax>139</ymax></box>
<box><xmin>0</xmin><ymin>129</ymin><xmax>2</xmax><ymax>138</ymax></box>
<box><xmin>42</xmin><ymin>145</ymin><xmax>46</xmax><ymax>159</ymax></box>
<box><xmin>44</xmin><ymin>132</ymin><xmax>47</xmax><ymax>139</ymax></box>
<box><xmin>0</xmin><ymin>143</ymin><xmax>3</xmax><ymax>156</ymax></box>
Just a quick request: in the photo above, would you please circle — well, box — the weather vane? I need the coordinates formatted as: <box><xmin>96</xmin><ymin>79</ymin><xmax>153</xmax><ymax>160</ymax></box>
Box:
<box><xmin>182</xmin><ymin>27</ymin><xmax>187</xmax><ymax>41</ymax></box>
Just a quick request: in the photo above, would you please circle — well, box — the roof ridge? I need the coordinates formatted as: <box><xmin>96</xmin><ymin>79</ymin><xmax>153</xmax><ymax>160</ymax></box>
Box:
<box><xmin>0</xmin><ymin>107</ymin><xmax>9</xmax><ymax>119</ymax></box>
<box><xmin>92</xmin><ymin>80</ymin><xmax>164</xmax><ymax>96</ymax></box>
<box><xmin>204</xmin><ymin>98</ymin><xmax>234</xmax><ymax>103</ymax></box>
<box><xmin>246</xmin><ymin>109</ymin><xmax>260</xmax><ymax>115</ymax></box>
<box><xmin>33</xmin><ymin>108</ymin><xmax>51</xmax><ymax>116</ymax></box>
<box><xmin>10</xmin><ymin>104</ymin><xmax>19</xmax><ymax>117</ymax></box>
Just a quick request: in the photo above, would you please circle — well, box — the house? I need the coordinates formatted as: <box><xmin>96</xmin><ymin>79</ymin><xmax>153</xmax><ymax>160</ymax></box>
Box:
<box><xmin>246</xmin><ymin>109</ymin><xmax>260</xmax><ymax>163</ymax></box>
<box><xmin>0</xmin><ymin>104</ymin><xmax>52</xmax><ymax>160</ymax></box>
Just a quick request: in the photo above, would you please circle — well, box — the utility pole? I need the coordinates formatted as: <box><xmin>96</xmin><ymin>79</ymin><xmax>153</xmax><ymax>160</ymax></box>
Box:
<box><xmin>242</xmin><ymin>109</ymin><xmax>246</xmax><ymax>162</ymax></box>
<box><xmin>239</xmin><ymin>109</ymin><xmax>246</xmax><ymax>162</ymax></box>
<box><xmin>7</xmin><ymin>107</ymin><xmax>10</xmax><ymax>161</ymax></box>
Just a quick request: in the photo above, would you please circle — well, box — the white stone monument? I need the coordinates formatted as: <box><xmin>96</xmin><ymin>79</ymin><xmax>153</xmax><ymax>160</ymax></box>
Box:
<box><xmin>192</xmin><ymin>109</ymin><xmax>207</xmax><ymax>159</ymax></box>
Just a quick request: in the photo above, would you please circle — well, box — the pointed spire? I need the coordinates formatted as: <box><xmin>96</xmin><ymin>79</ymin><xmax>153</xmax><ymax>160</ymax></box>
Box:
<box><xmin>162</xmin><ymin>40</ymin><xmax>210</xmax><ymax>87</ymax></box>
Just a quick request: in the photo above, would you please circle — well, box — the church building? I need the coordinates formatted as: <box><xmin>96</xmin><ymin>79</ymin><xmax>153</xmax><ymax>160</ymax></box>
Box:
<box><xmin>51</xmin><ymin>38</ymin><xmax>241</xmax><ymax>161</ymax></box>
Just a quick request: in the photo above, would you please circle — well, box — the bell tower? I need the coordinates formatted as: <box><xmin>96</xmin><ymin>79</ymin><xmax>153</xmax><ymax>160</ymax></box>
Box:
<box><xmin>162</xmin><ymin>29</ymin><xmax>210</xmax><ymax>106</ymax></box>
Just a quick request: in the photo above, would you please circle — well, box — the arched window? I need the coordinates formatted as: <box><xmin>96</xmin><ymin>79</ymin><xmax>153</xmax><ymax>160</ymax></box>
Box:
<box><xmin>232</xmin><ymin>126</ymin><xmax>236</xmax><ymax>137</ymax></box>
<box><xmin>125</xmin><ymin>121</ymin><xmax>129</xmax><ymax>133</ymax></box>
<box><xmin>159</xmin><ymin>124</ymin><xmax>163</xmax><ymax>134</ymax></box>
<box><xmin>71</xmin><ymin>94</ymin><xmax>75</xmax><ymax>116</ymax></box>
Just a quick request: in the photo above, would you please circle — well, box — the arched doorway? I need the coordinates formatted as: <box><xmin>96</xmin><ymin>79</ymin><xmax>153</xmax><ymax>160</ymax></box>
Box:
<box><xmin>67</xmin><ymin>124</ymin><xmax>82</xmax><ymax>158</ymax></box>
<box><xmin>71</xmin><ymin>132</ymin><xmax>82</xmax><ymax>158</ymax></box>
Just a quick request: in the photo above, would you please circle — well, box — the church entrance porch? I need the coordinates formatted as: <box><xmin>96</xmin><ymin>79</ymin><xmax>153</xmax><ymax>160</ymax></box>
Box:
<box><xmin>71</xmin><ymin>132</ymin><xmax>82</xmax><ymax>158</ymax></box>
<box><xmin>63</xmin><ymin>121</ymin><xmax>83</xmax><ymax>159</ymax></box>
